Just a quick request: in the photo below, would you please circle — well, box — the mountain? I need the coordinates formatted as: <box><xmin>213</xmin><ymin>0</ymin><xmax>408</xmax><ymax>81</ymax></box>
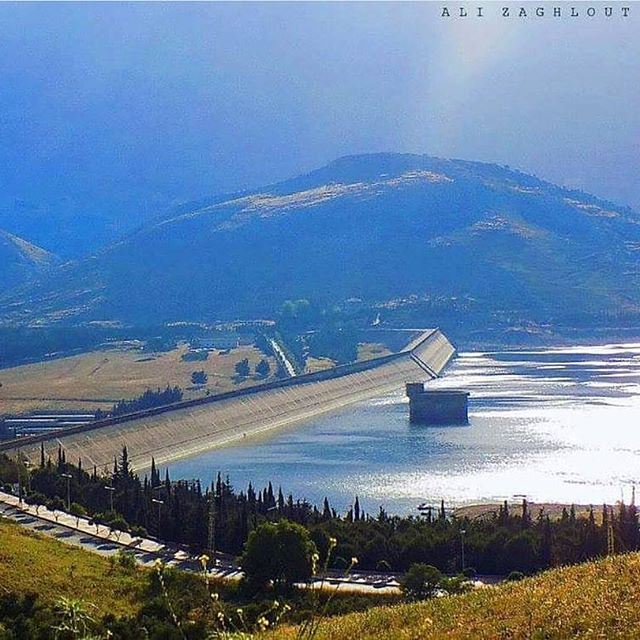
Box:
<box><xmin>2</xmin><ymin>153</ymin><xmax>640</xmax><ymax>332</ymax></box>
<box><xmin>0</xmin><ymin>229</ymin><xmax>58</xmax><ymax>293</ymax></box>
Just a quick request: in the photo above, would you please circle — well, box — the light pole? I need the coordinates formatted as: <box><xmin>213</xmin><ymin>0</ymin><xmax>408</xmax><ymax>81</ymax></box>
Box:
<box><xmin>60</xmin><ymin>473</ymin><xmax>73</xmax><ymax>511</ymax></box>
<box><xmin>17</xmin><ymin>456</ymin><xmax>31</xmax><ymax>506</ymax></box>
<box><xmin>104</xmin><ymin>485</ymin><xmax>116</xmax><ymax>513</ymax></box>
<box><xmin>152</xmin><ymin>498</ymin><xmax>164</xmax><ymax>537</ymax></box>
<box><xmin>207</xmin><ymin>491</ymin><xmax>221</xmax><ymax>568</ymax></box>
<box><xmin>460</xmin><ymin>529</ymin><xmax>466</xmax><ymax>573</ymax></box>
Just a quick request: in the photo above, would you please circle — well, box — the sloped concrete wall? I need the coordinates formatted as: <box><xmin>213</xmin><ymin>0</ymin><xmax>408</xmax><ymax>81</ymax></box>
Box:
<box><xmin>2</xmin><ymin>329</ymin><xmax>455</xmax><ymax>472</ymax></box>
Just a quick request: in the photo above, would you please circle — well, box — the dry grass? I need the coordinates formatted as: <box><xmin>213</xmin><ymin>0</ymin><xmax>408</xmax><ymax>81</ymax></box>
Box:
<box><xmin>0</xmin><ymin>343</ymin><xmax>277</xmax><ymax>414</ymax></box>
<box><xmin>0</xmin><ymin>517</ymin><xmax>146</xmax><ymax>617</ymax></box>
<box><xmin>357</xmin><ymin>342</ymin><xmax>392</xmax><ymax>362</ymax></box>
<box><xmin>305</xmin><ymin>356</ymin><xmax>336</xmax><ymax>373</ymax></box>
<box><xmin>455</xmin><ymin>502</ymin><xmax>602</xmax><ymax>522</ymax></box>
<box><xmin>270</xmin><ymin>553</ymin><xmax>640</xmax><ymax>639</ymax></box>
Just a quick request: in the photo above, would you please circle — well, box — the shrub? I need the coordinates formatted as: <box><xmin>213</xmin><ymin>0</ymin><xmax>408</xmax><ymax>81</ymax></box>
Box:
<box><xmin>507</xmin><ymin>570</ymin><xmax>525</xmax><ymax>582</ymax></box>
<box><xmin>400</xmin><ymin>563</ymin><xmax>443</xmax><ymax>601</ymax></box>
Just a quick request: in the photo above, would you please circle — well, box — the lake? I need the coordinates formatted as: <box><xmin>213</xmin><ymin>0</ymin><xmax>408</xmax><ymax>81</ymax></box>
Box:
<box><xmin>162</xmin><ymin>342</ymin><xmax>640</xmax><ymax>516</ymax></box>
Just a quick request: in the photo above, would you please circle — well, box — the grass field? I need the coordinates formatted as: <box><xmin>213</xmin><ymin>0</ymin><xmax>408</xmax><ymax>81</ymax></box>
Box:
<box><xmin>0</xmin><ymin>517</ymin><xmax>146</xmax><ymax>617</ymax></box>
<box><xmin>271</xmin><ymin>553</ymin><xmax>640</xmax><ymax>639</ymax></box>
<box><xmin>0</xmin><ymin>342</ymin><xmax>277</xmax><ymax>414</ymax></box>
<box><xmin>357</xmin><ymin>342</ymin><xmax>392</xmax><ymax>361</ymax></box>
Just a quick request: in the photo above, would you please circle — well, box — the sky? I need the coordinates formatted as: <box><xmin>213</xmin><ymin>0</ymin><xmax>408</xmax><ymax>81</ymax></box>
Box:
<box><xmin>0</xmin><ymin>2</ymin><xmax>638</xmax><ymax>253</ymax></box>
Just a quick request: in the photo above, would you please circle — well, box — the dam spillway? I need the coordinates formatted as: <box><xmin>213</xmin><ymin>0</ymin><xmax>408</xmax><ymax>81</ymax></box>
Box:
<box><xmin>1</xmin><ymin>329</ymin><xmax>455</xmax><ymax>472</ymax></box>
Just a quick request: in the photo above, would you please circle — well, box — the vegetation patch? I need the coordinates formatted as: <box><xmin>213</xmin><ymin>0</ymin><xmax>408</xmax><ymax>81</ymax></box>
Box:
<box><xmin>272</xmin><ymin>552</ymin><xmax>640</xmax><ymax>639</ymax></box>
<box><xmin>0</xmin><ymin>518</ymin><xmax>145</xmax><ymax>617</ymax></box>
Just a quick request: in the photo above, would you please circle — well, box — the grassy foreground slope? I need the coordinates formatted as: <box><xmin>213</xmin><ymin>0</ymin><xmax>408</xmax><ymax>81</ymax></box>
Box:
<box><xmin>0</xmin><ymin>518</ymin><xmax>145</xmax><ymax>617</ymax></box>
<box><xmin>274</xmin><ymin>554</ymin><xmax>640</xmax><ymax>640</ymax></box>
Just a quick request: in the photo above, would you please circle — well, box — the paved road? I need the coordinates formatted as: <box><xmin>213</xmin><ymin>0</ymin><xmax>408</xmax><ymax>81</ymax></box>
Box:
<box><xmin>0</xmin><ymin>491</ymin><xmax>402</xmax><ymax>593</ymax></box>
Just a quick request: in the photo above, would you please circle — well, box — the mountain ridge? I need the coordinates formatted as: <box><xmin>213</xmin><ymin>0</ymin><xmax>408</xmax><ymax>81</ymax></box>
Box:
<box><xmin>2</xmin><ymin>153</ymin><xmax>639</xmax><ymax>334</ymax></box>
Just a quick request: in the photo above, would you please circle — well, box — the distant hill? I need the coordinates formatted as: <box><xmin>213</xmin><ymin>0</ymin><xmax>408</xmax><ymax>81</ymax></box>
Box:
<box><xmin>2</xmin><ymin>153</ymin><xmax>639</xmax><ymax>335</ymax></box>
<box><xmin>0</xmin><ymin>229</ymin><xmax>58</xmax><ymax>293</ymax></box>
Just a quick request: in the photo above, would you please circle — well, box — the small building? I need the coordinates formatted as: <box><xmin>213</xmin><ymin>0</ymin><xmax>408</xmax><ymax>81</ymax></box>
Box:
<box><xmin>406</xmin><ymin>383</ymin><xmax>469</xmax><ymax>425</ymax></box>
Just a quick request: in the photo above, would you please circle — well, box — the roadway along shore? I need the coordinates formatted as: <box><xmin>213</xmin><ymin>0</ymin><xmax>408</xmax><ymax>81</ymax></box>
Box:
<box><xmin>0</xmin><ymin>489</ymin><xmax>407</xmax><ymax>594</ymax></box>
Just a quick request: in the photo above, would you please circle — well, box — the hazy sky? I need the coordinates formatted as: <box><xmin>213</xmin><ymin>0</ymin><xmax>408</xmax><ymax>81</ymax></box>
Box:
<box><xmin>0</xmin><ymin>1</ymin><xmax>638</xmax><ymax>239</ymax></box>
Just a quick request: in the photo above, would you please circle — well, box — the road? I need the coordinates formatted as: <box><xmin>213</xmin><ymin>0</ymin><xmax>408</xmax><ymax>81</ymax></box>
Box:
<box><xmin>0</xmin><ymin>490</ymin><xmax>402</xmax><ymax>593</ymax></box>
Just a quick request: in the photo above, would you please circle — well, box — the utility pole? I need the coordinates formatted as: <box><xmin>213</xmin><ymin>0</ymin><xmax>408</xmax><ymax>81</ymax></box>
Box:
<box><xmin>460</xmin><ymin>528</ymin><xmax>466</xmax><ymax>573</ymax></box>
<box><xmin>60</xmin><ymin>473</ymin><xmax>73</xmax><ymax>511</ymax></box>
<box><xmin>104</xmin><ymin>485</ymin><xmax>116</xmax><ymax>513</ymax></box>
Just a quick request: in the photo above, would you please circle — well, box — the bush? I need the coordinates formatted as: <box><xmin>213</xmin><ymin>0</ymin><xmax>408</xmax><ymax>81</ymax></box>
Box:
<box><xmin>114</xmin><ymin>549</ymin><xmax>137</xmax><ymax>570</ymax></box>
<box><xmin>400</xmin><ymin>563</ymin><xmax>443</xmax><ymax>601</ymax></box>
<box><xmin>191</xmin><ymin>370</ymin><xmax>208</xmax><ymax>385</ymax></box>
<box><xmin>462</xmin><ymin>566</ymin><xmax>477</xmax><ymax>578</ymax></box>
<box><xmin>507</xmin><ymin>570</ymin><xmax>525</xmax><ymax>582</ymax></box>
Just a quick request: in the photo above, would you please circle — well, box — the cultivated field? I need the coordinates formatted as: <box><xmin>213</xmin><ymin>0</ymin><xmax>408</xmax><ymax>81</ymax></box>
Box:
<box><xmin>0</xmin><ymin>342</ymin><xmax>277</xmax><ymax>414</ymax></box>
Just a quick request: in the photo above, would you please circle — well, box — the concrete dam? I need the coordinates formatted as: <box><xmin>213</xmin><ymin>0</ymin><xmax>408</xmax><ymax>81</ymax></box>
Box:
<box><xmin>1</xmin><ymin>329</ymin><xmax>455</xmax><ymax>472</ymax></box>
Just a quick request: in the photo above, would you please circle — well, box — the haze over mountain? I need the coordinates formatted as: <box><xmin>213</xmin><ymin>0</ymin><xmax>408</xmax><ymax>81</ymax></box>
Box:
<box><xmin>1</xmin><ymin>3</ymin><xmax>639</xmax><ymax>258</ymax></box>
<box><xmin>2</xmin><ymin>153</ymin><xmax>639</xmax><ymax>335</ymax></box>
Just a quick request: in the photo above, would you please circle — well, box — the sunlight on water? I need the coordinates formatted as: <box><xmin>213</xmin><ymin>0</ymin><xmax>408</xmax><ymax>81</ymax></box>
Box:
<box><xmin>163</xmin><ymin>343</ymin><xmax>640</xmax><ymax>515</ymax></box>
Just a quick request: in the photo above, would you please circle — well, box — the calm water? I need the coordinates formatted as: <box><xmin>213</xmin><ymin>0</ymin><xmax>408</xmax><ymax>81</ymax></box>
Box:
<box><xmin>163</xmin><ymin>343</ymin><xmax>640</xmax><ymax>515</ymax></box>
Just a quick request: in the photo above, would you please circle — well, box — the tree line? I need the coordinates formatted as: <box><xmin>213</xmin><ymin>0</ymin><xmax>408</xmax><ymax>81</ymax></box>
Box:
<box><xmin>4</xmin><ymin>448</ymin><xmax>639</xmax><ymax>577</ymax></box>
<box><xmin>96</xmin><ymin>386</ymin><xmax>184</xmax><ymax>420</ymax></box>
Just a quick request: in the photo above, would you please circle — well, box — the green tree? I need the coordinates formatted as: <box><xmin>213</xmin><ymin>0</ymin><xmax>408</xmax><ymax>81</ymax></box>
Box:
<box><xmin>400</xmin><ymin>563</ymin><xmax>443</xmax><ymax>601</ymax></box>
<box><xmin>234</xmin><ymin>358</ymin><xmax>250</xmax><ymax>378</ymax></box>
<box><xmin>240</xmin><ymin>520</ymin><xmax>318</xmax><ymax>591</ymax></box>
<box><xmin>191</xmin><ymin>370</ymin><xmax>208</xmax><ymax>385</ymax></box>
<box><xmin>255</xmin><ymin>358</ymin><xmax>271</xmax><ymax>378</ymax></box>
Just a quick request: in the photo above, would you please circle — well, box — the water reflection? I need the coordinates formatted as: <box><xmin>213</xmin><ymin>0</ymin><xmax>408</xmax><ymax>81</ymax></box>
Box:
<box><xmin>163</xmin><ymin>342</ymin><xmax>640</xmax><ymax>515</ymax></box>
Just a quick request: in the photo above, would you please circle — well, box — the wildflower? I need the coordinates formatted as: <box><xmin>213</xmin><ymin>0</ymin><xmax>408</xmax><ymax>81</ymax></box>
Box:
<box><xmin>217</xmin><ymin>611</ymin><xmax>225</xmax><ymax>622</ymax></box>
<box><xmin>257</xmin><ymin>616</ymin><xmax>270</xmax><ymax>630</ymax></box>
<box><xmin>329</xmin><ymin>537</ymin><xmax>337</xmax><ymax>546</ymax></box>
<box><xmin>211</xmin><ymin>592</ymin><xmax>219</xmax><ymax>601</ymax></box>
<box><xmin>199</xmin><ymin>553</ymin><xmax>210</xmax><ymax>569</ymax></box>
<box><xmin>273</xmin><ymin>600</ymin><xmax>279</xmax><ymax>608</ymax></box>
<box><xmin>236</xmin><ymin>608</ymin><xmax>243</xmax><ymax>616</ymax></box>
<box><xmin>154</xmin><ymin>558</ymin><xmax>164</xmax><ymax>570</ymax></box>
<box><xmin>351</xmin><ymin>556</ymin><xmax>359</xmax><ymax>565</ymax></box>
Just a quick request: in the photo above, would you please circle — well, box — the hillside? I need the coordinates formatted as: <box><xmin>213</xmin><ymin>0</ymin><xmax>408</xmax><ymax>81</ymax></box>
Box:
<box><xmin>273</xmin><ymin>553</ymin><xmax>640</xmax><ymax>639</ymax></box>
<box><xmin>0</xmin><ymin>229</ymin><xmax>58</xmax><ymax>293</ymax></box>
<box><xmin>3</xmin><ymin>153</ymin><xmax>640</xmax><ymax>337</ymax></box>
<box><xmin>0</xmin><ymin>517</ymin><xmax>145</xmax><ymax>617</ymax></box>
